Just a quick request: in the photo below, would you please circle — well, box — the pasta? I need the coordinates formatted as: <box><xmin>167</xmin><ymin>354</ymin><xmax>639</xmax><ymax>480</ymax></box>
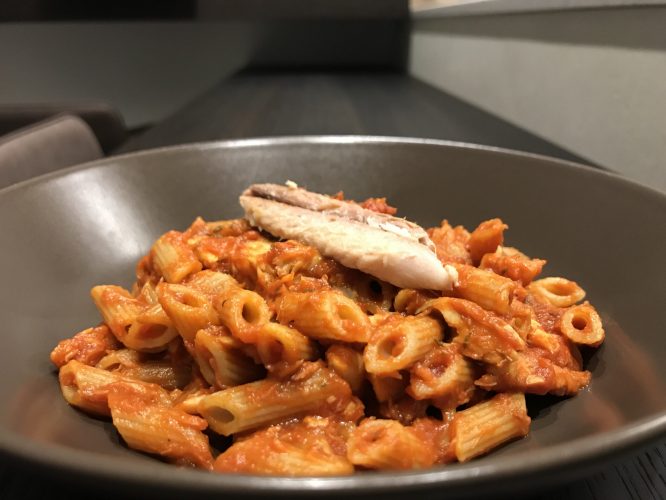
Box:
<box><xmin>50</xmin><ymin>185</ymin><xmax>605</xmax><ymax>476</ymax></box>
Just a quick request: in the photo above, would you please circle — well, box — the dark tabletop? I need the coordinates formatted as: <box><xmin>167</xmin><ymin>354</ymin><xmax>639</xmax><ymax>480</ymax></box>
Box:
<box><xmin>5</xmin><ymin>71</ymin><xmax>663</xmax><ymax>500</ymax></box>
<box><xmin>118</xmin><ymin>71</ymin><xmax>587</xmax><ymax>163</ymax></box>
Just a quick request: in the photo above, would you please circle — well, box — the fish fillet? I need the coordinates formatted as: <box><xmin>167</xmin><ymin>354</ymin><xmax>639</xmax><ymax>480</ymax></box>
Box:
<box><xmin>239</xmin><ymin>184</ymin><xmax>457</xmax><ymax>290</ymax></box>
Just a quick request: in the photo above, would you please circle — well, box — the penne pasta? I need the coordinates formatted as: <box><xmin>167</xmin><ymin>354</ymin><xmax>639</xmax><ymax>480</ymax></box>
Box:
<box><xmin>480</xmin><ymin>246</ymin><xmax>546</xmax><ymax>286</ymax></box>
<box><xmin>214</xmin><ymin>417</ymin><xmax>354</xmax><ymax>476</ymax></box>
<box><xmin>108</xmin><ymin>382</ymin><xmax>214</xmax><ymax>470</ymax></box>
<box><xmin>393</xmin><ymin>288</ymin><xmax>438</xmax><ymax>315</ymax></box>
<box><xmin>467</xmin><ymin>218</ymin><xmax>507</xmax><ymax>265</ymax></box>
<box><xmin>451</xmin><ymin>393</ymin><xmax>530</xmax><ymax>462</ymax></box>
<box><xmin>427</xmin><ymin>220</ymin><xmax>472</xmax><ymax>265</ymax></box>
<box><xmin>193</xmin><ymin>326</ymin><xmax>265</xmax><ymax>388</ymax></box>
<box><xmin>214</xmin><ymin>288</ymin><xmax>272</xmax><ymax>343</ymax></box>
<box><xmin>254</xmin><ymin>322</ymin><xmax>318</xmax><ymax>370</ymax></box>
<box><xmin>364</xmin><ymin>315</ymin><xmax>442</xmax><ymax>375</ymax></box>
<box><xmin>368</xmin><ymin>373</ymin><xmax>407</xmax><ymax>403</ymax></box>
<box><xmin>58</xmin><ymin>360</ymin><xmax>171</xmax><ymax>416</ymax></box>
<box><xmin>91</xmin><ymin>285</ymin><xmax>178</xmax><ymax>351</ymax></box>
<box><xmin>199</xmin><ymin>361</ymin><xmax>359</xmax><ymax>435</ymax></box>
<box><xmin>528</xmin><ymin>277</ymin><xmax>585</xmax><ymax>308</ymax></box>
<box><xmin>325</xmin><ymin>344</ymin><xmax>365</xmax><ymax>394</ymax></box>
<box><xmin>185</xmin><ymin>270</ymin><xmax>240</xmax><ymax>298</ymax></box>
<box><xmin>96</xmin><ymin>348</ymin><xmax>191</xmax><ymax>390</ymax></box>
<box><xmin>418</xmin><ymin>297</ymin><xmax>525</xmax><ymax>365</ymax></box>
<box><xmin>151</xmin><ymin>230</ymin><xmax>202</xmax><ymax>283</ymax></box>
<box><xmin>407</xmin><ymin>344</ymin><xmax>476</xmax><ymax>410</ymax></box>
<box><xmin>558</xmin><ymin>302</ymin><xmax>605</xmax><ymax>347</ymax></box>
<box><xmin>276</xmin><ymin>290</ymin><xmax>371</xmax><ymax>343</ymax></box>
<box><xmin>454</xmin><ymin>264</ymin><xmax>517</xmax><ymax>315</ymax></box>
<box><xmin>347</xmin><ymin>419</ymin><xmax>436</xmax><ymax>470</ymax></box>
<box><xmin>156</xmin><ymin>282</ymin><xmax>219</xmax><ymax>344</ymax></box>
<box><xmin>51</xmin><ymin>189</ymin><xmax>606</xmax><ymax>475</ymax></box>
<box><xmin>50</xmin><ymin>324</ymin><xmax>120</xmax><ymax>368</ymax></box>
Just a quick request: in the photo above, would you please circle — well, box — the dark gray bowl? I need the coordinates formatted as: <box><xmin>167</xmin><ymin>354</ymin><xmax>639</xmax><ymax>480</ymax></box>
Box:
<box><xmin>0</xmin><ymin>137</ymin><xmax>664</xmax><ymax>499</ymax></box>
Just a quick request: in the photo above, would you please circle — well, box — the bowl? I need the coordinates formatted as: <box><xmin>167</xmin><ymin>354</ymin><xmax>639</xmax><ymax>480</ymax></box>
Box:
<box><xmin>0</xmin><ymin>136</ymin><xmax>664</xmax><ymax>499</ymax></box>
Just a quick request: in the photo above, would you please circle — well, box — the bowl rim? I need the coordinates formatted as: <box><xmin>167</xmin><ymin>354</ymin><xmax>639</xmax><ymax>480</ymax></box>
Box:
<box><xmin>2</xmin><ymin>134</ymin><xmax>664</xmax><ymax>199</ymax></box>
<box><xmin>2</xmin><ymin>135</ymin><xmax>665</xmax><ymax>495</ymax></box>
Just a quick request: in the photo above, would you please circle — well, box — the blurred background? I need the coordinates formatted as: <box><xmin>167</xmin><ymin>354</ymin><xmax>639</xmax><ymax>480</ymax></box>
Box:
<box><xmin>1</xmin><ymin>0</ymin><xmax>665</xmax><ymax>191</ymax></box>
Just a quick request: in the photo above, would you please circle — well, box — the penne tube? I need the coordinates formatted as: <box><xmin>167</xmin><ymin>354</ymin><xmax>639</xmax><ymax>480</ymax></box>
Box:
<box><xmin>418</xmin><ymin>297</ymin><xmax>525</xmax><ymax>365</ymax></box>
<box><xmin>339</xmin><ymin>275</ymin><xmax>396</xmax><ymax>315</ymax></box>
<box><xmin>476</xmin><ymin>349</ymin><xmax>590</xmax><ymax>396</ymax></box>
<box><xmin>527</xmin><ymin>320</ymin><xmax>567</xmax><ymax>355</ymax></box>
<box><xmin>156</xmin><ymin>282</ymin><xmax>218</xmax><ymax>344</ymax></box>
<box><xmin>427</xmin><ymin>220</ymin><xmax>472</xmax><ymax>265</ymax></box>
<box><xmin>151</xmin><ymin>230</ymin><xmax>202</xmax><ymax>283</ymax></box>
<box><xmin>558</xmin><ymin>302</ymin><xmax>605</xmax><ymax>347</ymax></box>
<box><xmin>194</xmin><ymin>326</ymin><xmax>264</xmax><ymax>389</ymax></box>
<box><xmin>451</xmin><ymin>393</ymin><xmax>530</xmax><ymax>462</ymax></box>
<box><xmin>454</xmin><ymin>264</ymin><xmax>517</xmax><ymax>315</ymax></box>
<box><xmin>254</xmin><ymin>322</ymin><xmax>318</xmax><ymax>368</ymax></box>
<box><xmin>49</xmin><ymin>205</ymin><xmax>609</xmax><ymax>475</ymax></box>
<box><xmin>347</xmin><ymin>419</ymin><xmax>435</xmax><ymax>470</ymax></box>
<box><xmin>135</xmin><ymin>303</ymin><xmax>172</xmax><ymax>326</ymax></box>
<box><xmin>378</xmin><ymin>397</ymin><xmax>429</xmax><ymax>425</ymax></box>
<box><xmin>91</xmin><ymin>285</ymin><xmax>178</xmax><ymax>351</ymax></box>
<box><xmin>108</xmin><ymin>383</ymin><xmax>213</xmax><ymax>470</ymax></box>
<box><xmin>364</xmin><ymin>315</ymin><xmax>442</xmax><ymax>375</ymax></box>
<box><xmin>185</xmin><ymin>270</ymin><xmax>239</xmax><ymax>299</ymax></box>
<box><xmin>276</xmin><ymin>290</ymin><xmax>371</xmax><ymax>343</ymax></box>
<box><xmin>50</xmin><ymin>324</ymin><xmax>120</xmax><ymax>368</ymax></box>
<box><xmin>192</xmin><ymin>236</ymin><xmax>272</xmax><ymax>282</ymax></box>
<box><xmin>393</xmin><ymin>289</ymin><xmax>437</xmax><ymax>315</ymax></box>
<box><xmin>325</xmin><ymin>344</ymin><xmax>365</xmax><ymax>394</ymax></box>
<box><xmin>58</xmin><ymin>360</ymin><xmax>171</xmax><ymax>416</ymax></box>
<box><xmin>214</xmin><ymin>417</ymin><xmax>354</xmax><ymax>476</ymax></box>
<box><xmin>507</xmin><ymin>299</ymin><xmax>533</xmax><ymax>341</ymax></box>
<box><xmin>368</xmin><ymin>373</ymin><xmax>407</xmax><ymax>403</ymax></box>
<box><xmin>214</xmin><ymin>288</ymin><xmax>272</xmax><ymax>343</ymax></box>
<box><xmin>407</xmin><ymin>344</ymin><xmax>476</xmax><ymax>409</ymax></box>
<box><xmin>91</xmin><ymin>285</ymin><xmax>142</xmax><ymax>338</ymax></box>
<box><xmin>95</xmin><ymin>348</ymin><xmax>191</xmax><ymax>390</ymax></box>
<box><xmin>467</xmin><ymin>218</ymin><xmax>507</xmax><ymax>264</ymax></box>
<box><xmin>175</xmin><ymin>393</ymin><xmax>209</xmax><ymax>415</ymax></box>
<box><xmin>480</xmin><ymin>246</ymin><xmax>546</xmax><ymax>286</ymax></box>
<box><xmin>199</xmin><ymin>362</ymin><xmax>353</xmax><ymax>435</ymax></box>
<box><xmin>528</xmin><ymin>277</ymin><xmax>585</xmax><ymax>308</ymax></box>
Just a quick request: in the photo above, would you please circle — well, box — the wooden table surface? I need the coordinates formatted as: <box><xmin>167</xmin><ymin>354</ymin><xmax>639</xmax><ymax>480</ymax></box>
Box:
<box><xmin>4</xmin><ymin>72</ymin><xmax>663</xmax><ymax>500</ymax></box>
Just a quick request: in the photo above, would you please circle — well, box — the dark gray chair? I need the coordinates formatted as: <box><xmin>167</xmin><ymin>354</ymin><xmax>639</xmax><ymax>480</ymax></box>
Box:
<box><xmin>0</xmin><ymin>114</ymin><xmax>103</xmax><ymax>190</ymax></box>
<box><xmin>0</xmin><ymin>102</ymin><xmax>127</xmax><ymax>154</ymax></box>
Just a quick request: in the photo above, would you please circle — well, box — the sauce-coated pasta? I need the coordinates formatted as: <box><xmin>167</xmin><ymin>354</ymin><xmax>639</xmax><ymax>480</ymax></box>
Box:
<box><xmin>50</xmin><ymin>188</ymin><xmax>604</xmax><ymax>474</ymax></box>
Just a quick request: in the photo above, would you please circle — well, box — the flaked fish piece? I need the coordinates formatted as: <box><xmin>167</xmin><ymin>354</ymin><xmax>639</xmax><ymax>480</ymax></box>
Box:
<box><xmin>246</xmin><ymin>183</ymin><xmax>436</xmax><ymax>253</ymax></box>
<box><xmin>239</xmin><ymin>184</ymin><xmax>457</xmax><ymax>290</ymax></box>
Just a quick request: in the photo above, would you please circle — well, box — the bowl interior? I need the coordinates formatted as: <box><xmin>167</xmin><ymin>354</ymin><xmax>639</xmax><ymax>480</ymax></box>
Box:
<box><xmin>0</xmin><ymin>137</ymin><xmax>665</xmax><ymax>496</ymax></box>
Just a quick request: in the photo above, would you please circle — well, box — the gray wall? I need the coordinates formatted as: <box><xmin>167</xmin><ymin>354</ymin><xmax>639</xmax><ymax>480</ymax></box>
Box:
<box><xmin>0</xmin><ymin>13</ymin><xmax>406</xmax><ymax>130</ymax></box>
<box><xmin>0</xmin><ymin>23</ymin><xmax>252</xmax><ymax>128</ymax></box>
<box><xmin>409</xmin><ymin>7</ymin><xmax>666</xmax><ymax>192</ymax></box>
